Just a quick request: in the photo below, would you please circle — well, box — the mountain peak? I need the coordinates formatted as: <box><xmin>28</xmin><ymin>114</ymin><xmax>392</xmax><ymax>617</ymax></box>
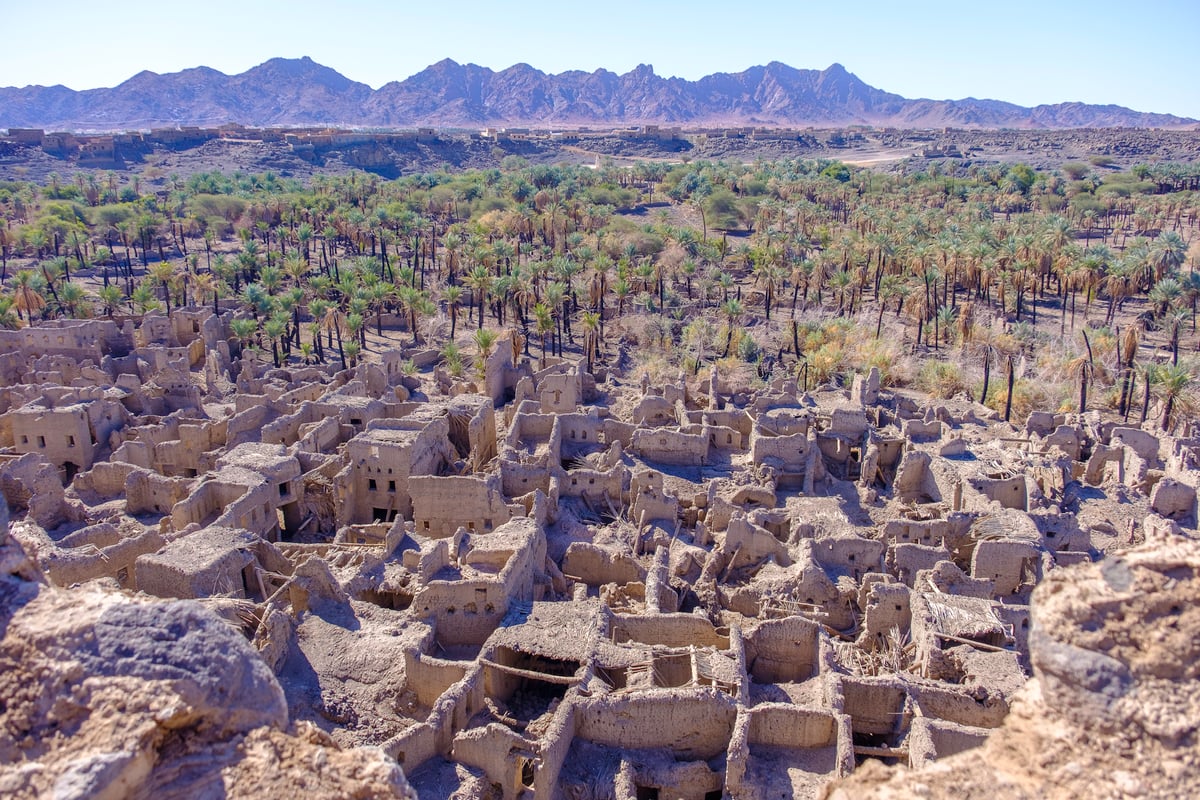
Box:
<box><xmin>0</xmin><ymin>58</ymin><xmax>1193</xmax><ymax>131</ymax></box>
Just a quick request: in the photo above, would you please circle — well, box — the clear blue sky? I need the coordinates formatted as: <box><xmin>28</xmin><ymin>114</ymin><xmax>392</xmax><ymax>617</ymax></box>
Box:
<box><xmin>3</xmin><ymin>0</ymin><xmax>1198</xmax><ymax>118</ymax></box>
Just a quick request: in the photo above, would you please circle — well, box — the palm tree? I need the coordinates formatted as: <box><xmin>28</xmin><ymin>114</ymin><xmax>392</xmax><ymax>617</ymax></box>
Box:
<box><xmin>580</xmin><ymin>310</ymin><xmax>601</xmax><ymax>374</ymax></box>
<box><xmin>720</xmin><ymin>298</ymin><xmax>744</xmax><ymax>357</ymax></box>
<box><xmin>97</xmin><ymin>284</ymin><xmax>124</xmax><ymax>319</ymax></box>
<box><xmin>683</xmin><ymin>316</ymin><xmax>716</xmax><ymax>375</ymax></box>
<box><xmin>9</xmin><ymin>270</ymin><xmax>46</xmax><ymax>321</ymax></box>
<box><xmin>935</xmin><ymin>306</ymin><xmax>957</xmax><ymax>348</ymax></box>
<box><xmin>472</xmin><ymin>327</ymin><xmax>498</xmax><ymax>359</ymax></box>
<box><xmin>345</xmin><ymin>312</ymin><xmax>365</xmax><ymax>354</ymax></box>
<box><xmin>1155</xmin><ymin>363</ymin><xmax>1192</xmax><ymax>432</ymax></box>
<box><xmin>320</xmin><ymin>304</ymin><xmax>345</xmax><ymax>368</ymax></box>
<box><xmin>534</xmin><ymin>302</ymin><xmax>554</xmax><ymax>366</ymax></box>
<box><xmin>876</xmin><ymin>274</ymin><xmax>902</xmax><ymax>338</ymax></box>
<box><xmin>411</xmin><ymin>295</ymin><xmax>436</xmax><ymax>346</ymax></box>
<box><xmin>57</xmin><ymin>282</ymin><xmax>89</xmax><ymax>318</ymax></box>
<box><xmin>147</xmin><ymin>261</ymin><xmax>175</xmax><ymax>316</ymax></box>
<box><xmin>828</xmin><ymin>268</ymin><xmax>853</xmax><ymax>314</ymax></box>
<box><xmin>472</xmin><ymin>328</ymin><xmax>498</xmax><ymax>379</ymax></box>
<box><xmin>443</xmin><ymin>285</ymin><xmax>463</xmax><ymax>339</ymax></box>
<box><xmin>1148</xmin><ymin>278</ymin><xmax>1183</xmax><ymax>318</ymax></box>
<box><xmin>1150</xmin><ymin>231</ymin><xmax>1188</xmax><ymax>282</ymax></box>
<box><xmin>190</xmin><ymin>271</ymin><xmax>220</xmax><ymax>316</ymax></box>
<box><xmin>1166</xmin><ymin>308</ymin><xmax>1190</xmax><ymax>365</ymax></box>
<box><xmin>130</xmin><ymin>282</ymin><xmax>161</xmax><ymax>315</ymax></box>
<box><xmin>1117</xmin><ymin>325</ymin><xmax>1140</xmax><ymax>417</ymax></box>
<box><xmin>1140</xmin><ymin>363</ymin><xmax>1161</xmax><ymax>424</ymax></box>
<box><xmin>263</xmin><ymin>314</ymin><xmax>288</xmax><ymax>368</ymax></box>
<box><xmin>0</xmin><ymin>297</ymin><xmax>19</xmax><ymax>330</ymax></box>
<box><xmin>466</xmin><ymin>265</ymin><xmax>494</xmax><ymax>330</ymax></box>
<box><xmin>229</xmin><ymin>318</ymin><xmax>258</xmax><ymax>357</ymax></box>
<box><xmin>544</xmin><ymin>281</ymin><xmax>566</xmax><ymax>355</ymax></box>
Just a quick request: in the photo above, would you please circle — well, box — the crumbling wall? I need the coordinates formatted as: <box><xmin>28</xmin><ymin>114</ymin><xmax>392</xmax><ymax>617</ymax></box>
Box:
<box><xmin>410</xmin><ymin>475</ymin><xmax>513</xmax><ymax>538</ymax></box>
<box><xmin>403</xmin><ymin>649</ymin><xmax>469</xmax><ymax>708</ymax></box>
<box><xmin>751</xmin><ymin>429</ymin><xmax>811</xmax><ymax>472</ymax></box>
<box><xmin>744</xmin><ymin>617</ymin><xmax>821</xmax><ymax>683</ymax></box>
<box><xmin>612</xmin><ymin>613</ymin><xmax>730</xmax><ymax>649</ymax></box>
<box><xmin>632</xmin><ymin>427</ymin><xmax>709</xmax><ymax>466</ymax></box>
<box><xmin>563</xmin><ymin>542</ymin><xmax>645</xmax><ymax>586</ymax></box>
<box><xmin>39</xmin><ymin>527</ymin><xmax>164</xmax><ymax>588</ymax></box>
<box><xmin>969</xmin><ymin>474</ymin><xmax>1028</xmax><ymax>511</ymax></box>
<box><xmin>575</xmin><ymin>689</ymin><xmax>737</xmax><ymax>759</ymax></box>
<box><xmin>748</xmin><ymin>704</ymin><xmax>839</xmax><ymax>748</ymax></box>
<box><xmin>125</xmin><ymin>469</ymin><xmax>191</xmax><ymax>516</ymax></box>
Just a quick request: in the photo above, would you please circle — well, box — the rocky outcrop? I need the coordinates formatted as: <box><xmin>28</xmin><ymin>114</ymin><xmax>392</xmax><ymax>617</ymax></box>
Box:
<box><xmin>0</xmin><ymin>527</ymin><xmax>416</xmax><ymax>800</ymax></box>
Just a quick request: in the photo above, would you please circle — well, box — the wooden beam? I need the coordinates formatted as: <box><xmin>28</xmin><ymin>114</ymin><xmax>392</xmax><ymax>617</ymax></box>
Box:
<box><xmin>480</xmin><ymin>658</ymin><xmax>581</xmax><ymax>685</ymax></box>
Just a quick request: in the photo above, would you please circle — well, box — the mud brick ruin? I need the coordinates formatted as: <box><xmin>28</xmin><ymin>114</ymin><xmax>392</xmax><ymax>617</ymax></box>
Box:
<box><xmin>1</xmin><ymin>310</ymin><xmax>1197</xmax><ymax>799</ymax></box>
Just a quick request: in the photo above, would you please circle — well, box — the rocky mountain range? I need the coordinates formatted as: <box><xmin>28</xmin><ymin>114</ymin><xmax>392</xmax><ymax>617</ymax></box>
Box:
<box><xmin>1</xmin><ymin>57</ymin><xmax>1194</xmax><ymax>131</ymax></box>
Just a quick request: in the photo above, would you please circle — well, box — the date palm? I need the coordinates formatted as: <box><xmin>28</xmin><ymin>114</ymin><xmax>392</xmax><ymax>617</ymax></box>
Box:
<box><xmin>147</xmin><ymin>261</ymin><xmax>176</xmax><ymax>316</ymax></box>
<box><xmin>876</xmin><ymin>275</ymin><xmax>902</xmax><ymax>338</ymax></box>
<box><xmin>472</xmin><ymin>327</ymin><xmax>498</xmax><ymax>380</ymax></box>
<box><xmin>1150</xmin><ymin>231</ymin><xmax>1187</xmax><ymax>283</ymax></box>
<box><xmin>97</xmin><ymin>284</ymin><xmax>124</xmax><ymax>319</ymax></box>
<box><xmin>443</xmin><ymin>285</ymin><xmax>463</xmax><ymax>339</ymax></box>
<box><xmin>1155</xmin><ymin>363</ymin><xmax>1193</xmax><ymax>432</ymax></box>
<box><xmin>580</xmin><ymin>310</ymin><xmax>601</xmax><ymax>374</ymax></box>
<box><xmin>57</xmin><ymin>282</ymin><xmax>89</xmax><ymax>319</ymax></box>
<box><xmin>534</xmin><ymin>302</ymin><xmax>554</xmax><ymax>366</ymax></box>
<box><xmin>263</xmin><ymin>314</ymin><xmax>288</xmax><ymax>368</ymax></box>
<box><xmin>466</xmin><ymin>265</ymin><xmax>493</xmax><ymax>330</ymax></box>
<box><xmin>720</xmin><ymin>298</ymin><xmax>744</xmax><ymax>357</ymax></box>
<box><xmin>0</xmin><ymin>297</ymin><xmax>19</xmax><ymax>330</ymax></box>
<box><xmin>229</xmin><ymin>317</ymin><xmax>258</xmax><ymax>357</ymax></box>
<box><xmin>9</xmin><ymin>270</ymin><xmax>46</xmax><ymax>321</ymax></box>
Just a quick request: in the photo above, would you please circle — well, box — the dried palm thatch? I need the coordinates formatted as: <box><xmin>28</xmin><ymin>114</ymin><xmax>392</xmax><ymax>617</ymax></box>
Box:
<box><xmin>834</xmin><ymin>626</ymin><xmax>914</xmax><ymax>676</ymax></box>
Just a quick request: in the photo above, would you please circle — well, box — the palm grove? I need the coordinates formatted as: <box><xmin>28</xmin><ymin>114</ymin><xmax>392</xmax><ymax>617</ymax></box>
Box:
<box><xmin>0</xmin><ymin>155</ymin><xmax>1196</xmax><ymax>431</ymax></box>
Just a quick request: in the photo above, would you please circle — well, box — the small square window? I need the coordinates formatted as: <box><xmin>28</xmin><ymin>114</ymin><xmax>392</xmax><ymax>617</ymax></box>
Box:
<box><xmin>388</xmin><ymin>480</ymin><xmax>396</xmax><ymax>492</ymax></box>
<box><xmin>67</xmin><ymin>435</ymin><xmax>76</xmax><ymax>447</ymax></box>
<box><xmin>368</xmin><ymin>479</ymin><xmax>377</xmax><ymax>491</ymax></box>
<box><xmin>20</xmin><ymin>435</ymin><xmax>28</xmax><ymax>445</ymax></box>
<box><xmin>423</xmin><ymin>520</ymin><xmax>430</xmax><ymax>530</ymax></box>
<box><xmin>37</xmin><ymin>436</ymin><xmax>46</xmax><ymax>448</ymax></box>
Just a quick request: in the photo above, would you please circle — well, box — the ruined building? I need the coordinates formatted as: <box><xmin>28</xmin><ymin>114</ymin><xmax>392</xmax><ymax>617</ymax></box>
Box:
<box><xmin>0</xmin><ymin>311</ymin><xmax>1196</xmax><ymax>799</ymax></box>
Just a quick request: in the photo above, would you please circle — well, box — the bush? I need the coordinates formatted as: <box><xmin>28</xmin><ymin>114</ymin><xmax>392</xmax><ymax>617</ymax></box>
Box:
<box><xmin>1060</xmin><ymin>162</ymin><xmax>1091</xmax><ymax>180</ymax></box>
<box><xmin>978</xmin><ymin>377</ymin><xmax>1055</xmax><ymax>423</ymax></box>
<box><xmin>736</xmin><ymin>332</ymin><xmax>760</xmax><ymax>363</ymax></box>
<box><xmin>807</xmin><ymin>342</ymin><xmax>846</xmax><ymax>385</ymax></box>
<box><xmin>916</xmin><ymin>361</ymin><xmax>968</xmax><ymax>399</ymax></box>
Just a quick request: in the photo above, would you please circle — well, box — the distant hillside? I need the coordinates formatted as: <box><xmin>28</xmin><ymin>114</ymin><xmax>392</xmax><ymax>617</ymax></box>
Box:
<box><xmin>0</xmin><ymin>57</ymin><xmax>1194</xmax><ymax>131</ymax></box>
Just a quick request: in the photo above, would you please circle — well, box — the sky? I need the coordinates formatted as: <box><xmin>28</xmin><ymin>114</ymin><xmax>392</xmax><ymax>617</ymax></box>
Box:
<box><xmin>2</xmin><ymin>0</ymin><xmax>1198</xmax><ymax>118</ymax></box>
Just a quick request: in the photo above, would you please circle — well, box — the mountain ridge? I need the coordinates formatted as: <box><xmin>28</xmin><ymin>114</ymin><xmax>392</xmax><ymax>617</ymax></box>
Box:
<box><xmin>1</xmin><ymin>57</ymin><xmax>1193</xmax><ymax>131</ymax></box>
